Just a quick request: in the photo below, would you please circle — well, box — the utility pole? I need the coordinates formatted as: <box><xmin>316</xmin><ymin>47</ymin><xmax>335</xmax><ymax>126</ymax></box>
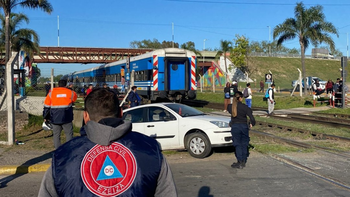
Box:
<box><xmin>267</xmin><ymin>26</ymin><xmax>271</xmax><ymax>56</ymax></box>
<box><xmin>172</xmin><ymin>22</ymin><xmax>174</xmax><ymax>48</ymax></box>
<box><xmin>57</xmin><ymin>15</ymin><xmax>59</xmax><ymax>47</ymax></box>
<box><xmin>6</xmin><ymin>53</ymin><xmax>18</xmax><ymax>145</ymax></box>
<box><xmin>203</xmin><ymin>39</ymin><xmax>207</xmax><ymax>63</ymax></box>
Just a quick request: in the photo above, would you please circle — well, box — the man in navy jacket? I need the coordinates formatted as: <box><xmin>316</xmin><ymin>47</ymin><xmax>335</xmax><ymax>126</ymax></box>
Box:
<box><xmin>38</xmin><ymin>88</ymin><xmax>177</xmax><ymax>197</ymax></box>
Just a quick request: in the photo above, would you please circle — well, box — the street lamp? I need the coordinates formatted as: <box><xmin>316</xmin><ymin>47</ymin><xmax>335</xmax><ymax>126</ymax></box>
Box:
<box><xmin>203</xmin><ymin>39</ymin><xmax>207</xmax><ymax>63</ymax></box>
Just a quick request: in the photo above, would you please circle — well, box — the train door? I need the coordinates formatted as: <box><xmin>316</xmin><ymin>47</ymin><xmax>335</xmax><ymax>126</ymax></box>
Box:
<box><xmin>165</xmin><ymin>58</ymin><xmax>188</xmax><ymax>91</ymax></box>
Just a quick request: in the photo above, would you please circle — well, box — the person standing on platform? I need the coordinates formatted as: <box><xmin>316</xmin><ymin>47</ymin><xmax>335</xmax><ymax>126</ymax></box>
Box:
<box><xmin>121</xmin><ymin>76</ymin><xmax>126</xmax><ymax>93</ymax></box>
<box><xmin>267</xmin><ymin>84</ymin><xmax>275</xmax><ymax>116</ymax></box>
<box><xmin>244</xmin><ymin>83</ymin><xmax>252</xmax><ymax>108</ymax></box>
<box><xmin>227</xmin><ymin>91</ymin><xmax>255</xmax><ymax>169</ymax></box>
<box><xmin>112</xmin><ymin>84</ymin><xmax>120</xmax><ymax>97</ymax></box>
<box><xmin>45</xmin><ymin>82</ymin><xmax>51</xmax><ymax>96</ymax></box>
<box><xmin>43</xmin><ymin>80</ymin><xmax>77</xmax><ymax>149</ymax></box>
<box><xmin>223</xmin><ymin>82</ymin><xmax>231</xmax><ymax>112</ymax></box>
<box><xmin>86</xmin><ymin>84</ymin><xmax>93</xmax><ymax>97</ymax></box>
<box><xmin>128</xmin><ymin>86</ymin><xmax>141</xmax><ymax>107</ymax></box>
<box><xmin>259</xmin><ymin>80</ymin><xmax>264</xmax><ymax>92</ymax></box>
<box><xmin>67</xmin><ymin>82</ymin><xmax>73</xmax><ymax>90</ymax></box>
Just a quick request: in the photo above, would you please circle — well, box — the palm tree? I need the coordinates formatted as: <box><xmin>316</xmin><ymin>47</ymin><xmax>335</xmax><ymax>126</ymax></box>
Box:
<box><xmin>0</xmin><ymin>0</ymin><xmax>52</xmax><ymax>63</ymax></box>
<box><xmin>215</xmin><ymin>40</ymin><xmax>232</xmax><ymax>83</ymax></box>
<box><xmin>273</xmin><ymin>2</ymin><xmax>338</xmax><ymax>95</ymax></box>
<box><xmin>0</xmin><ymin>13</ymin><xmax>40</xmax><ymax>56</ymax></box>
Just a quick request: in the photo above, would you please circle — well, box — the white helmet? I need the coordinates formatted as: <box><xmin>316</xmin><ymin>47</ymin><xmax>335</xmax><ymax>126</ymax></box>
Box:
<box><xmin>42</xmin><ymin>120</ymin><xmax>53</xmax><ymax>131</ymax></box>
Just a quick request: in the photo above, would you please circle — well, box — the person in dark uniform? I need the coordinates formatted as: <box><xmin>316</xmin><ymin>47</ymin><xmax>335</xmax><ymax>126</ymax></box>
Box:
<box><xmin>44</xmin><ymin>82</ymin><xmax>51</xmax><ymax>96</ymax></box>
<box><xmin>39</xmin><ymin>88</ymin><xmax>177</xmax><ymax>196</ymax></box>
<box><xmin>128</xmin><ymin>86</ymin><xmax>141</xmax><ymax>107</ymax></box>
<box><xmin>227</xmin><ymin>91</ymin><xmax>256</xmax><ymax>169</ymax></box>
<box><xmin>223</xmin><ymin>82</ymin><xmax>231</xmax><ymax>112</ymax></box>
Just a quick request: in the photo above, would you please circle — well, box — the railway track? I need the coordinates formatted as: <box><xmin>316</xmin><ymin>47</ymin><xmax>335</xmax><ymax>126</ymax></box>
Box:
<box><xmin>251</xmin><ymin>129</ymin><xmax>350</xmax><ymax>190</ymax></box>
<box><xmin>205</xmin><ymin>102</ymin><xmax>267</xmax><ymax>111</ymax></box>
<box><xmin>251</xmin><ymin>129</ymin><xmax>350</xmax><ymax>157</ymax></box>
<box><xmin>256</xmin><ymin>121</ymin><xmax>350</xmax><ymax>142</ymax></box>
<box><xmin>209</xmin><ymin>110</ymin><xmax>350</xmax><ymax>190</ymax></box>
<box><xmin>271</xmin><ymin>114</ymin><xmax>350</xmax><ymax>128</ymax></box>
<box><xmin>312</xmin><ymin>112</ymin><xmax>350</xmax><ymax>119</ymax></box>
<box><xmin>210</xmin><ymin>111</ymin><xmax>350</xmax><ymax>143</ymax></box>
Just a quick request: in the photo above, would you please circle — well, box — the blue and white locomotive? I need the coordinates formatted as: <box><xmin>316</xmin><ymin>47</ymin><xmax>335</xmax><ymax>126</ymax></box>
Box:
<box><xmin>67</xmin><ymin>48</ymin><xmax>197</xmax><ymax>101</ymax></box>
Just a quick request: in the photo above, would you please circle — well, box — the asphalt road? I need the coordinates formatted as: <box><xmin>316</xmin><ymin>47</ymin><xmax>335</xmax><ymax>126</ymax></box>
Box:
<box><xmin>0</xmin><ymin>151</ymin><xmax>349</xmax><ymax>197</ymax></box>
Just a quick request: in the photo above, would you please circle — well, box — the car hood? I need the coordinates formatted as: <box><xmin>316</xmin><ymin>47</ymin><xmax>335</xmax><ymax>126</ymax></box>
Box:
<box><xmin>183</xmin><ymin>114</ymin><xmax>230</xmax><ymax>122</ymax></box>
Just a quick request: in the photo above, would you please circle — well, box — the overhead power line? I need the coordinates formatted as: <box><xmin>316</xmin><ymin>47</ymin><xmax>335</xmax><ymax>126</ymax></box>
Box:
<box><xmin>166</xmin><ymin>0</ymin><xmax>350</xmax><ymax>6</ymax></box>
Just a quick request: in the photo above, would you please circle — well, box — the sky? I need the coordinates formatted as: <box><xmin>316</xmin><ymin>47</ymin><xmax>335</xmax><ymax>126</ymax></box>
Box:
<box><xmin>14</xmin><ymin>0</ymin><xmax>350</xmax><ymax>77</ymax></box>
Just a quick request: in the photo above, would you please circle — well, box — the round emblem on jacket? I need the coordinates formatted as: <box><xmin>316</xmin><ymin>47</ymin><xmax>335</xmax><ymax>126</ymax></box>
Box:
<box><xmin>81</xmin><ymin>142</ymin><xmax>137</xmax><ymax>197</ymax></box>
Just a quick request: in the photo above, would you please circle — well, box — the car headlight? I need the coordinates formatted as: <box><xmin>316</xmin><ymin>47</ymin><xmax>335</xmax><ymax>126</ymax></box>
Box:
<box><xmin>210</xmin><ymin>121</ymin><xmax>230</xmax><ymax>128</ymax></box>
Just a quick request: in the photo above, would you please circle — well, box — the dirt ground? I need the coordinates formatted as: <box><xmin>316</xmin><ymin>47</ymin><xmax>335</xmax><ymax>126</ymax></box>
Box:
<box><xmin>0</xmin><ymin>111</ymin><xmax>28</xmax><ymax>135</ymax></box>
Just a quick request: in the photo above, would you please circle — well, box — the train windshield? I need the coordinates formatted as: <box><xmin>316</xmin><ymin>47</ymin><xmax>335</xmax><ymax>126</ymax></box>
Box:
<box><xmin>164</xmin><ymin>104</ymin><xmax>205</xmax><ymax>117</ymax></box>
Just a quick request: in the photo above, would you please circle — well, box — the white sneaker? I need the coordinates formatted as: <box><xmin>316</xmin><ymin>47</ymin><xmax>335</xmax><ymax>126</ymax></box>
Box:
<box><xmin>223</xmin><ymin>110</ymin><xmax>227</xmax><ymax>112</ymax></box>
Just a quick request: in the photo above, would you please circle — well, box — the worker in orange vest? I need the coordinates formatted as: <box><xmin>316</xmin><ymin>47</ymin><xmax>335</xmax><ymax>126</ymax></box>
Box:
<box><xmin>43</xmin><ymin>80</ymin><xmax>77</xmax><ymax>149</ymax></box>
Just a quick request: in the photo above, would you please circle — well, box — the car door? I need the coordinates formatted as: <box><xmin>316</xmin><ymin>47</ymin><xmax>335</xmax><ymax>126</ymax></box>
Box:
<box><xmin>122</xmin><ymin>107</ymin><xmax>146</xmax><ymax>134</ymax></box>
<box><xmin>143</xmin><ymin>106</ymin><xmax>180</xmax><ymax>150</ymax></box>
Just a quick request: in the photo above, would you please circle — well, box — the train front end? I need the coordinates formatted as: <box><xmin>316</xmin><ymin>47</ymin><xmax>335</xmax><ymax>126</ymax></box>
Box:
<box><xmin>152</xmin><ymin>48</ymin><xmax>196</xmax><ymax>101</ymax></box>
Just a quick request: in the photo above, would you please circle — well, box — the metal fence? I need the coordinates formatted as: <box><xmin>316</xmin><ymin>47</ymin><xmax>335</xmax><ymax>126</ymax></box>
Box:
<box><xmin>249</xmin><ymin>52</ymin><xmax>341</xmax><ymax>60</ymax></box>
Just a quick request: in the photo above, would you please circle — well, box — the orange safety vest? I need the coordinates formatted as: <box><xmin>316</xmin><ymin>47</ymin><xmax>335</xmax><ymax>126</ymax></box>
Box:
<box><xmin>44</xmin><ymin>87</ymin><xmax>77</xmax><ymax>124</ymax></box>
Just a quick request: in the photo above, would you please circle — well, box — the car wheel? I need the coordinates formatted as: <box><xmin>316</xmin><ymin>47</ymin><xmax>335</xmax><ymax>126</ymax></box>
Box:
<box><xmin>185</xmin><ymin>133</ymin><xmax>212</xmax><ymax>158</ymax></box>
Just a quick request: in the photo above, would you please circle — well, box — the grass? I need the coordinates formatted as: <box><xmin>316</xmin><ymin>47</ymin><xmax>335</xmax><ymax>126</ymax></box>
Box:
<box><xmin>254</xmin><ymin>116</ymin><xmax>350</xmax><ymax>138</ymax></box>
<box><xmin>315</xmin><ymin>107</ymin><xmax>350</xmax><ymax>115</ymax></box>
<box><xmin>248</xmin><ymin>57</ymin><xmax>349</xmax><ymax>89</ymax></box>
<box><xmin>197</xmin><ymin>91</ymin><xmax>328</xmax><ymax>109</ymax></box>
<box><xmin>0</xmin><ymin>113</ymin><xmax>82</xmax><ymax>151</ymax></box>
<box><xmin>250</xmin><ymin>136</ymin><xmax>314</xmax><ymax>154</ymax></box>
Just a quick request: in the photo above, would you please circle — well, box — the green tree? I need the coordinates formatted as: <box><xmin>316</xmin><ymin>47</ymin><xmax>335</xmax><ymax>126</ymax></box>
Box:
<box><xmin>230</xmin><ymin>35</ymin><xmax>249</xmax><ymax>72</ymax></box>
<box><xmin>0</xmin><ymin>13</ymin><xmax>39</xmax><ymax>56</ymax></box>
<box><xmin>0</xmin><ymin>0</ymin><xmax>52</xmax><ymax>62</ymax></box>
<box><xmin>230</xmin><ymin>35</ymin><xmax>258</xmax><ymax>77</ymax></box>
<box><xmin>273</xmin><ymin>2</ymin><xmax>338</xmax><ymax>95</ymax></box>
<box><xmin>180</xmin><ymin>41</ymin><xmax>202</xmax><ymax>57</ymax></box>
<box><xmin>54</xmin><ymin>74</ymin><xmax>63</xmax><ymax>82</ymax></box>
<box><xmin>130</xmin><ymin>39</ymin><xmax>179</xmax><ymax>49</ymax></box>
<box><xmin>331</xmin><ymin>48</ymin><xmax>343</xmax><ymax>57</ymax></box>
<box><xmin>215</xmin><ymin>40</ymin><xmax>232</xmax><ymax>82</ymax></box>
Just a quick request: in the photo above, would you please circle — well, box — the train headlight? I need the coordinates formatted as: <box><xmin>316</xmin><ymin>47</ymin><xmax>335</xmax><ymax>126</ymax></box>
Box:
<box><xmin>210</xmin><ymin>121</ymin><xmax>230</xmax><ymax>128</ymax></box>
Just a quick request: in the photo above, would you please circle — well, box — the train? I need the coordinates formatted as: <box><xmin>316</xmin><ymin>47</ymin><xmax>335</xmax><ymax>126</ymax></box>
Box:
<box><xmin>64</xmin><ymin>48</ymin><xmax>197</xmax><ymax>101</ymax></box>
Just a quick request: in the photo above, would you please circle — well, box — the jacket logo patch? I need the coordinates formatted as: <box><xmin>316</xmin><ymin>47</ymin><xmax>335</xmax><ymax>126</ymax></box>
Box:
<box><xmin>56</xmin><ymin>94</ymin><xmax>67</xmax><ymax>98</ymax></box>
<box><xmin>81</xmin><ymin>142</ymin><xmax>137</xmax><ymax>197</ymax></box>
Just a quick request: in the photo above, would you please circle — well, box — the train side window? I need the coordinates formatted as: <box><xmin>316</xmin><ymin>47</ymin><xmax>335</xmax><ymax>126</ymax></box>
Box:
<box><xmin>148</xmin><ymin>70</ymin><xmax>153</xmax><ymax>81</ymax></box>
<box><xmin>136</xmin><ymin>71</ymin><xmax>140</xmax><ymax>81</ymax></box>
<box><xmin>143</xmin><ymin>70</ymin><xmax>147</xmax><ymax>81</ymax></box>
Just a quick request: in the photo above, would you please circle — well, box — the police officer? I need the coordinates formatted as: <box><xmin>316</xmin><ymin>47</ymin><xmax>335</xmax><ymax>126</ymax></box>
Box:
<box><xmin>39</xmin><ymin>88</ymin><xmax>177</xmax><ymax>197</ymax></box>
<box><xmin>227</xmin><ymin>91</ymin><xmax>255</xmax><ymax>169</ymax></box>
<box><xmin>43</xmin><ymin>80</ymin><xmax>77</xmax><ymax>149</ymax></box>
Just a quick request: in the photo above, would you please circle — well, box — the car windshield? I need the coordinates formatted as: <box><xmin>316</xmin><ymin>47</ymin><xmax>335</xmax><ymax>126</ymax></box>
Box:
<box><xmin>164</xmin><ymin>104</ymin><xmax>205</xmax><ymax>117</ymax></box>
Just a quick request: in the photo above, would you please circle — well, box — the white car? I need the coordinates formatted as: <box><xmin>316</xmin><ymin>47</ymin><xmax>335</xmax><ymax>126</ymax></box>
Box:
<box><xmin>122</xmin><ymin>103</ymin><xmax>232</xmax><ymax>158</ymax></box>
